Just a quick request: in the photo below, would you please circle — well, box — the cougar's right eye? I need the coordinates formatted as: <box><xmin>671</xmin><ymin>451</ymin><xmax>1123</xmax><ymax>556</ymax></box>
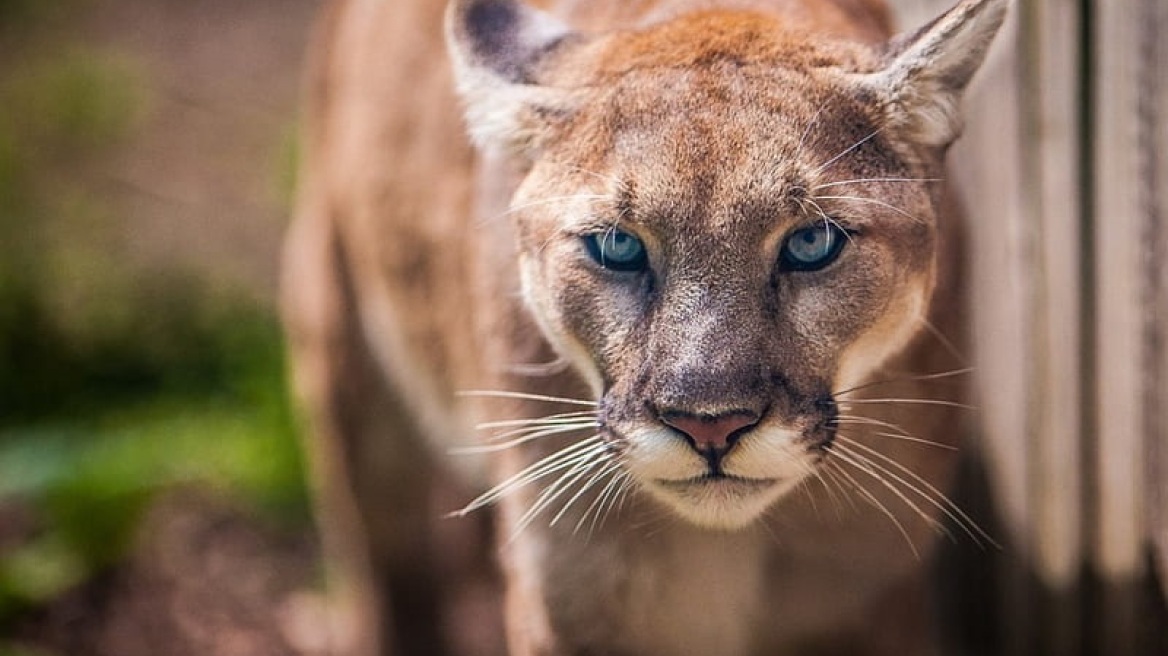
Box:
<box><xmin>583</xmin><ymin>229</ymin><xmax>648</xmax><ymax>272</ymax></box>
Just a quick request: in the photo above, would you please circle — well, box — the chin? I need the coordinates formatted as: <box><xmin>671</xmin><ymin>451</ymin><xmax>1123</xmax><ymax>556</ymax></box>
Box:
<box><xmin>644</xmin><ymin>474</ymin><xmax>802</xmax><ymax>530</ymax></box>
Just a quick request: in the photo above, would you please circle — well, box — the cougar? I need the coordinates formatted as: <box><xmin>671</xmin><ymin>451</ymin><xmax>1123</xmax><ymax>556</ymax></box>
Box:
<box><xmin>282</xmin><ymin>0</ymin><xmax>1007</xmax><ymax>654</ymax></box>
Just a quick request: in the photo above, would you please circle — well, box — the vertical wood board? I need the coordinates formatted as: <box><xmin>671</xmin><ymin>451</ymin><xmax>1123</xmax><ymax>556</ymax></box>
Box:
<box><xmin>1027</xmin><ymin>0</ymin><xmax>1084</xmax><ymax>589</ymax></box>
<box><xmin>1141</xmin><ymin>0</ymin><xmax>1168</xmax><ymax>594</ymax></box>
<box><xmin>1092</xmin><ymin>0</ymin><xmax>1146</xmax><ymax>580</ymax></box>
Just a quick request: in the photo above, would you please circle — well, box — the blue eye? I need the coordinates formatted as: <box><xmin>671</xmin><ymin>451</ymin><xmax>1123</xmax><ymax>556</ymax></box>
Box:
<box><xmin>779</xmin><ymin>224</ymin><xmax>848</xmax><ymax>271</ymax></box>
<box><xmin>583</xmin><ymin>229</ymin><xmax>648</xmax><ymax>272</ymax></box>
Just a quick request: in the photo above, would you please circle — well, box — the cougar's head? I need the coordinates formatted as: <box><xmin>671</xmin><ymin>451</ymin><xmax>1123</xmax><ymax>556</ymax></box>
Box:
<box><xmin>448</xmin><ymin>0</ymin><xmax>1004</xmax><ymax>528</ymax></box>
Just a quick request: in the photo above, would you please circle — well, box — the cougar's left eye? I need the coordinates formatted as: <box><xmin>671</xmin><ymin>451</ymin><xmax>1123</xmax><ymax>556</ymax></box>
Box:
<box><xmin>779</xmin><ymin>223</ymin><xmax>848</xmax><ymax>272</ymax></box>
<box><xmin>583</xmin><ymin>229</ymin><xmax>648</xmax><ymax>272</ymax></box>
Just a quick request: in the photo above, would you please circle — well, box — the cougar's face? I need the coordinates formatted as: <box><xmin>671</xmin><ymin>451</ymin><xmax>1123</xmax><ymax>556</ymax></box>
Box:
<box><xmin>446</xmin><ymin>0</ymin><xmax>1006</xmax><ymax>529</ymax></box>
<box><xmin>512</xmin><ymin>63</ymin><xmax>938</xmax><ymax>528</ymax></box>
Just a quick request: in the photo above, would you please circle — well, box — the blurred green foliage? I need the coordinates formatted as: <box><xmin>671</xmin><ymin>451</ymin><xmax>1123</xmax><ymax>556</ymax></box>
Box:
<box><xmin>0</xmin><ymin>0</ymin><xmax>308</xmax><ymax>632</ymax></box>
<box><xmin>0</xmin><ymin>308</ymin><xmax>307</xmax><ymax>618</ymax></box>
<box><xmin>0</xmin><ymin>48</ymin><xmax>148</xmax><ymax>423</ymax></box>
<box><xmin>0</xmin><ymin>0</ymin><xmax>80</xmax><ymax>28</ymax></box>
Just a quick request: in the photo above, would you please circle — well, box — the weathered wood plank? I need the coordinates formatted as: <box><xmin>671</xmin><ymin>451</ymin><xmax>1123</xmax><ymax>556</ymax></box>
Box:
<box><xmin>1092</xmin><ymin>0</ymin><xmax>1146</xmax><ymax>582</ymax></box>
<box><xmin>1026</xmin><ymin>0</ymin><xmax>1084</xmax><ymax>591</ymax></box>
<box><xmin>952</xmin><ymin>2</ymin><xmax>1033</xmax><ymax>562</ymax></box>
<box><xmin>1149</xmin><ymin>0</ymin><xmax>1168</xmax><ymax>600</ymax></box>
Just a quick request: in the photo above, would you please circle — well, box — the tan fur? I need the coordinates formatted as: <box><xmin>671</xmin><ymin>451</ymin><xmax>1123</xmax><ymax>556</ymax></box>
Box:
<box><xmin>282</xmin><ymin>0</ymin><xmax>1005</xmax><ymax>654</ymax></box>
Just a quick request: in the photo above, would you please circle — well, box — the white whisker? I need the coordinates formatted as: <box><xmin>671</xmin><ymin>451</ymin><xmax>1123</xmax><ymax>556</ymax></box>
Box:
<box><xmin>796</xmin><ymin>462</ymin><xmax>821</xmax><ymax>517</ymax></box>
<box><xmin>504</xmin><ymin>358</ymin><xmax>571</xmax><ymax>377</ymax></box>
<box><xmin>811</xmin><ymin>129</ymin><xmax>881</xmax><ymax>176</ymax></box>
<box><xmin>811</xmin><ymin>177</ymin><xmax>941</xmax><ymax>190</ymax></box>
<box><xmin>819</xmin><ymin>464</ymin><xmax>858</xmax><ymax>514</ymax></box>
<box><xmin>457</xmin><ymin>390</ymin><xmax>597</xmax><ymax>406</ymax></box>
<box><xmin>833</xmin><ymin>444</ymin><xmax>951</xmax><ymax>544</ymax></box>
<box><xmin>479</xmin><ymin>419</ymin><xmax>597</xmax><ymax>440</ymax></box>
<box><xmin>451</xmin><ymin>436</ymin><xmax>604</xmax><ymax>516</ymax></box>
<box><xmin>834</xmin><ymin>366</ymin><xmax>975</xmax><ymax>398</ymax></box>
<box><xmin>576</xmin><ymin>466</ymin><xmax>631</xmax><ymax>536</ymax></box>
<box><xmin>800</xmin><ymin>195</ymin><xmax>858</xmax><ymax>248</ymax></box>
<box><xmin>825</xmin><ymin>459</ymin><xmax>921</xmax><ymax>559</ymax></box>
<box><xmin>551</xmin><ymin>459</ymin><xmax>623</xmax><ymax>528</ymax></box>
<box><xmin>834</xmin><ymin>414</ymin><xmax>915</xmax><ymax>437</ymax></box>
<box><xmin>837</xmin><ymin>437</ymin><xmax>996</xmax><ymax>547</ymax></box>
<box><xmin>476</xmin><ymin>415</ymin><xmax>598</xmax><ymax>431</ymax></box>
<box><xmin>868</xmin><ymin>430</ymin><xmax>957</xmax><ymax>451</ymax></box>
<box><xmin>552</xmin><ymin>163</ymin><xmax>630</xmax><ymax>192</ymax></box>
<box><xmin>833</xmin><ymin>415</ymin><xmax>957</xmax><ymax>451</ymax></box>
<box><xmin>813</xmin><ymin>194</ymin><xmax>926</xmax><ymax>224</ymax></box>
<box><xmin>450</xmin><ymin>424</ymin><xmax>598</xmax><ymax>455</ymax></box>
<box><xmin>919</xmin><ymin>317</ymin><xmax>969</xmax><ymax>366</ymax></box>
<box><xmin>794</xmin><ymin>105</ymin><xmax>827</xmax><ymax>161</ymax></box>
<box><xmin>848</xmin><ymin>428</ymin><xmax>957</xmax><ymax>451</ymax></box>
<box><xmin>841</xmin><ymin>397</ymin><xmax>975</xmax><ymax>410</ymax></box>
<box><xmin>483</xmin><ymin>421</ymin><xmax>597</xmax><ymax>442</ymax></box>
<box><xmin>512</xmin><ymin>444</ymin><xmax>611</xmax><ymax>537</ymax></box>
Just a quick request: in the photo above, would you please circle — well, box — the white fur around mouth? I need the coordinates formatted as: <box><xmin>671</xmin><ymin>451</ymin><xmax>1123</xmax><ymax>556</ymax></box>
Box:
<box><xmin>645</xmin><ymin>474</ymin><xmax>791</xmax><ymax>529</ymax></box>
<box><xmin>655</xmin><ymin>474</ymin><xmax>779</xmax><ymax>492</ymax></box>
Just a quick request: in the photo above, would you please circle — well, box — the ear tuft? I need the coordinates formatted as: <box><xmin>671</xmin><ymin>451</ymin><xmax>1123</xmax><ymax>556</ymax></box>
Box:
<box><xmin>446</xmin><ymin>0</ymin><xmax>579</xmax><ymax>154</ymax></box>
<box><xmin>863</xmin><ymin>0</ymin><xmax>1008</xmax><ymax>148</ymax></box>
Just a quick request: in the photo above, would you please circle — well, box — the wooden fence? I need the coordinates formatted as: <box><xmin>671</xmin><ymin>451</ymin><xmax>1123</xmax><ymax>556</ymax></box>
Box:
<box><xmin>891</xmin><ymin>0</ymin><xmax>1166</xmax><ymax>653</ymax></box>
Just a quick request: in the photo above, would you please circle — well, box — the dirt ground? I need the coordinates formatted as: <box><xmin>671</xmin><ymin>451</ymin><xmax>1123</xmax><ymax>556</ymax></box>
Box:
<box><xmin>11</xmin><ymin>492</ymin><xmax>325</xmax><ymax>656</ymax></box>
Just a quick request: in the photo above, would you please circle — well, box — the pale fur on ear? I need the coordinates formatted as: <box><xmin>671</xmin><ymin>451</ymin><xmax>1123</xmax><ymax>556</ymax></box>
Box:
<box><xmin>861</xmin><ymin>0</ymin><xmax>1008</xmax><ymax>148</ymax></box>
<box><xmin>445</xmin><ymin>0</ymin><xmax>581</xmax><ymax>154</ymax></box>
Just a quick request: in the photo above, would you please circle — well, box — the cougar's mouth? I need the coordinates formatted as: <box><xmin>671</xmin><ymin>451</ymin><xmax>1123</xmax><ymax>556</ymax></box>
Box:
<box><xmin>652</xmin><ymin>473</ymin><xmax>785</xmax><ymax>507</ymax></box>
<box><xmin>643</xmin><ymin>470</ymin><xmax>796</xmax><ymax>529</ymax></box>
<box><xmin>655</xmin><ymin>473</ymin><xmax>779</xmax><ymax>491</ymax></box>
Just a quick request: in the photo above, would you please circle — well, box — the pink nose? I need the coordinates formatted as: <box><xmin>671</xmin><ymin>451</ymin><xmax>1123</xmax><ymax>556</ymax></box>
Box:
<box><xmin>660</xmin><ymin>411</ymin><xmax>760</xmax><ymax>453</ymax></box>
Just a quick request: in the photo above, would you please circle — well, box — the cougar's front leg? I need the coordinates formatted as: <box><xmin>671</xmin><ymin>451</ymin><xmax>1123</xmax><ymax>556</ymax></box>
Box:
<box><xmin>283</xmin><ymin>209</ymin><xmax>452</xmax><ymax>656</ymax></box>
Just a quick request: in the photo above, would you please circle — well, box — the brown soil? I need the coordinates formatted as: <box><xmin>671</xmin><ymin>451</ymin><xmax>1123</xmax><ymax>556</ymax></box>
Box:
<box><xmin>10</xmin><ymin>492</ymin><xmax>325</xmax><ymax>656</ymax></box>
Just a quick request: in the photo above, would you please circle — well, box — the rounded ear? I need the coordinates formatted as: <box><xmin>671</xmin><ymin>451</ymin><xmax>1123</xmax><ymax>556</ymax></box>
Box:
<box><xmin>858</xmin><ymin>0</ymin><xmax>1008</xmax><ymax>148</ymax></box>
<box><xmin>445</xmin><ymin>0</ymin><xmax>583</xmax><ymax>155</ymax></box>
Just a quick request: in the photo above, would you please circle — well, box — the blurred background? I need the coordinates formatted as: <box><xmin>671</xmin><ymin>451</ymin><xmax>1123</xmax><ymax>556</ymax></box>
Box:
<box><xmin>0</xmin><ymin>0</ymin><xmax>324</xmax><ymax>653</ymax></box>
